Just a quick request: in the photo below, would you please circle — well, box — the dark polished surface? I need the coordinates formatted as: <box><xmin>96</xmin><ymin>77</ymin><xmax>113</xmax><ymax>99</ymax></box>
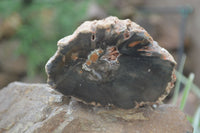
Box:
<box><xmin>45</xmin><ymin>17</ymin><xmax>176</xmax><ymax>109</ymax></box>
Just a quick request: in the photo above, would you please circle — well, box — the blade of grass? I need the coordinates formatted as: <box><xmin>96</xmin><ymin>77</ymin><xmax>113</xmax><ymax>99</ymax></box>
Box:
<box><xmin>176</xmin><ymin>71</ymin><xmax>200</xmax><ymax>98</ymax></box>
<box><xmin>193</xmin><ymin>106</ymin><xmax>200</xmax><ymax>133</ymax></box>
<box><xmin>180</xmin><ymin>73</ymin><xmax>195</xmax><ymax>111</ymax></box>
<box><xmin>173</xmin><ymin>54</ymin><xmax>186</xmax><ymax>104</ymax></box>
<box><xmin>187</xmin><ymin>116</ymin><xmax>194</xmax><ymax>123</ymax></box>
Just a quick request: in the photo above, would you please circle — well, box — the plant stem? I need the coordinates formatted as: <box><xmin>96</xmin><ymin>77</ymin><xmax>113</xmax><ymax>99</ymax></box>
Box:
<box><xmin>180</xmin><ymin>73</ymin><xmax>195</xmax><ymax>111</ymax></box>
<box><xmin>173</xmin><ymin>54</ymin><xmax>186</xmax><ymax>104</ymax></box>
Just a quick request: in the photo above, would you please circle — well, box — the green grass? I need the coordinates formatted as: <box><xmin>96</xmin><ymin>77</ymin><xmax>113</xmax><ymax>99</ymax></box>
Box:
<box><xmin>0</xmin><ymin>0</ymin><xmax>90</xmax><ymax>76</ymax></box>
<box><xmin>0</xmin><ymin>1</ymin><xmax>199</xmax><ymax>130</ymax></box>
<box><xmin>193</xmin><ymin>106</ymin><xmax>200</xmax><ymax>133</ymax></box>
<box><xmin>173</xmin><ymin>54</ymin><xmax>186</xmax><ymax>104</ymax></box>
<box><xmin>179</xmin><ymin>73</ymin><xmax>195</xmax><ymax>110</ymax></box>
<box><xmin>0</xmin><ymin>0</ymin><xmax>121</xmax><ymax>77</ymax></box>
<box><xmin>173</xmin><ymin>55</ymin><xmax>200</xmax><ymax>132</ymax></box>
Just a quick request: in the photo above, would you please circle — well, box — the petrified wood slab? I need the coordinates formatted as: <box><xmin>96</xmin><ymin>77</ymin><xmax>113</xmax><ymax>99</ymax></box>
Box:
<box><xmin>45</xmin><ymin>16</ymin><xmax>176</xmax><ymax>109</ymax></box>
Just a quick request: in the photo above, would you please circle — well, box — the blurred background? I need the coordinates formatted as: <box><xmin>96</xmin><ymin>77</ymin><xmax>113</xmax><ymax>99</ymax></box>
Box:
<box><xmin>0</xmin><ymin>0</ymin><xmax>200</xmax><ymax>126</ymax></box>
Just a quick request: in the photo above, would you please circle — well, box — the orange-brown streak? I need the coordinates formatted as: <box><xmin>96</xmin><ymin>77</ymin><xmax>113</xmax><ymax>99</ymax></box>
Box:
<box><xmin>71</xmin><ymin>53</ymin><xmax>78</xmax><ymax>61</ymax></box>
<box><xmin>128</xmin><ymin>41</ymin><xmax>142</xmax><ymax>47</ymax></box>
<box><xmin>98</xmin><ymin>49</ymin><xmax>103</xmax><ymax>54</ymax></box>
<box><xmin>90</xmin><ymin>53</ymin><xmax>99</xmax><ymax>63</ymax></box>
<box><xmin>86</xmin><ymin>60</ymin><xmax>91</xmax><ymax>66</ymax></box>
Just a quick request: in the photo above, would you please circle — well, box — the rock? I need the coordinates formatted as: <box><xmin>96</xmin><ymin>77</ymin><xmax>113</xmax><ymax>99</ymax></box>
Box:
<box><xmin>111</xmin><ymin>0</ymin><xmax>144</xmax><ymax>19</ymax></box>
<box><xmin>0</xmin><ymin>13</ymin><xmax>21</xmax><ymax>40</ymax></box>
<box><xmin>136</xmin><ymin>14</ymin><xmax>180</xmax><ymax>50</ymax></box>
<box><xmin>0</xmin><ymin>40</ymin><xmax>27</xmax><ymax>88</ymax></box>
<box><xmin>0</xmin><ymin>40</ymin><xmax>27</xmax><ymax>75</ymax></box>
<box><xmin>20</xmin><ymin>74</ymin><xmax>46</xmax><ymax>84</ymax></box>
<box><xmin>45</xmin><ymin>16</ymin><xmax>176</xmax><ymax>109</ymax></box>
<box><xmin>0</xmin><ymin>82</ymin><xmax>193</xmax><ymax>133</ymax></box>
<box><xmin>87</xmin><ymin>2</ymin><xmax>107</xmax><ymax>19</ymax></box>
<box><xmin>0</xmin><ymin>73</ymin><xmax>20</xmax><ymax>89</ymax></box>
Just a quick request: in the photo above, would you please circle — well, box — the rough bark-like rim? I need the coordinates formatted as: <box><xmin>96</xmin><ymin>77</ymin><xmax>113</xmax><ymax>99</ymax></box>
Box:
<box><xmin>45</xmin><ymin>16</ymin><xmax>177</xmax><ymax>109</ymax></box>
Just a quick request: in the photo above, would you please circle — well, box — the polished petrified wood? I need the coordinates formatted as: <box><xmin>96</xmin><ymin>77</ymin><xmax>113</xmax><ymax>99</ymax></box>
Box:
<box><xmin>45</xmin><ymin>16</ymin><xmax>176</xmax><ymax>109</ymax></box>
